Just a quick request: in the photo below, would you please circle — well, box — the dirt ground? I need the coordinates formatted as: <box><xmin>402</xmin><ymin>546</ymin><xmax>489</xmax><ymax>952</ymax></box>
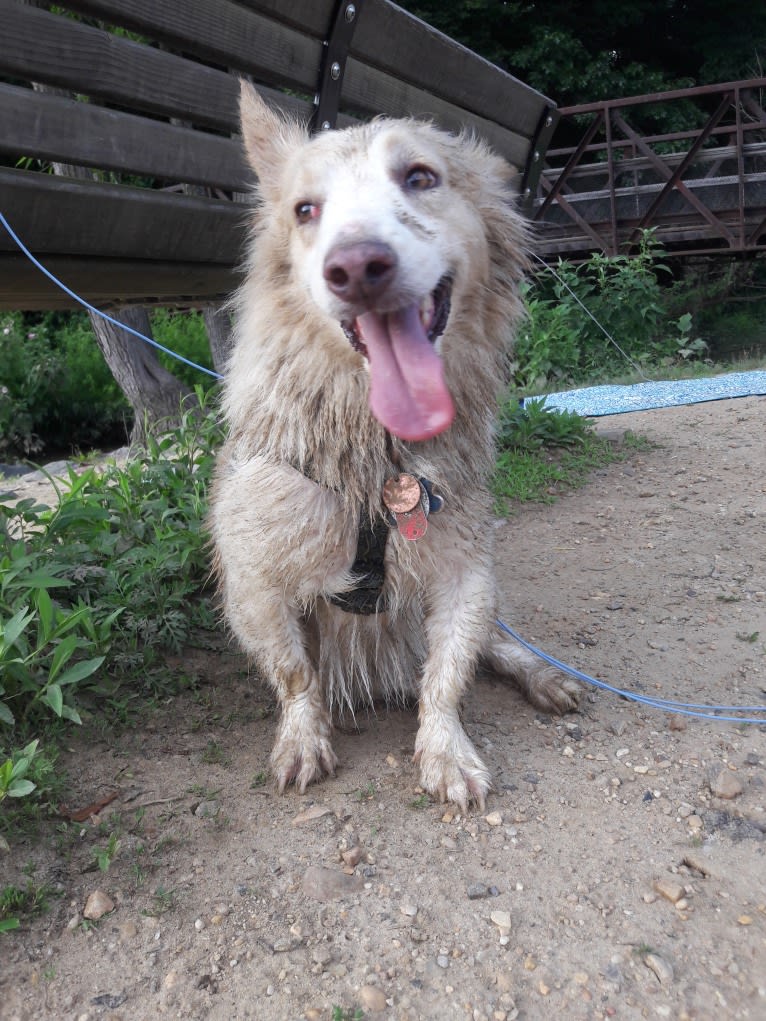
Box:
<box><xmin>2</xmin><ymin>396</ymin><xmax>765</xmax><ymax>1021</ymax></box>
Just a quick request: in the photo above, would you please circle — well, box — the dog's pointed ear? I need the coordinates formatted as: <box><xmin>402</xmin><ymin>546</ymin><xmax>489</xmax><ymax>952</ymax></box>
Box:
<box><xmin>239</xmin><ymin>81</ymin><xmax>306</xmax><ymax>186</ymax></box>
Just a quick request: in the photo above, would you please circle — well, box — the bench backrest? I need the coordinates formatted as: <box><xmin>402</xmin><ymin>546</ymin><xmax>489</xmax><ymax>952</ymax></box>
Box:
<box><xmin>0</xmin><ymin>0</ymin><xmax>558</xmax><ymax>309</ymax></box>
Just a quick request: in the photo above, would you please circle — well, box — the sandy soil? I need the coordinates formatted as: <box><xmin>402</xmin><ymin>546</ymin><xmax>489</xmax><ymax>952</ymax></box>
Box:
<box><xmin>1</xmin><ymin>396</ymin><xmax>765</xmax><ymax>1021</ymax></box>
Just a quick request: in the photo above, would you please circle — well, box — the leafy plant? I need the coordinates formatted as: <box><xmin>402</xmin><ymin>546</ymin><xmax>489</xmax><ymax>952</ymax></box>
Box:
<box><xmin>515</xmin><ymin>232</ymin><xmax>710</xmax><ymax>390</ymax></box>
<box><xmin>1</xmin><ymin>393</ymin><xmax>222</xmax><ymax>810</ymax></box>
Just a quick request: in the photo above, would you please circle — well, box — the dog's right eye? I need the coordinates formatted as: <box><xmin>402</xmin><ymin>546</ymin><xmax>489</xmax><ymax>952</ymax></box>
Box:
<box><xmin>295</xmin><ymin>201</ymin><xmax>320</xmax><ymax>224</ymax></box>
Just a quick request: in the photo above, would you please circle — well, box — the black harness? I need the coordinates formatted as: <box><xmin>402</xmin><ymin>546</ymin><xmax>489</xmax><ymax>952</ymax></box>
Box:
<box><xmin>328</xmin><ymin>512</ymin><xmax>390</xmax><ymax>615</ymax></box>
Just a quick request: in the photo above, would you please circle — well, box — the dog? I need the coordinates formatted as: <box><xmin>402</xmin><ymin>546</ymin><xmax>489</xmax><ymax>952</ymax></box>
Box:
<box><xmin>209</xmin><ymin>83</ymin><xmax>581</xmax><ymax>811</ymax></box>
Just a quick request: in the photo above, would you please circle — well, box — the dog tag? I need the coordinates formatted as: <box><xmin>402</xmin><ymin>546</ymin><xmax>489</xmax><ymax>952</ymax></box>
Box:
<box><xmin>394</xmin><ymin>502</ymin><xmax>429</xmax><ymax>541</ymax></box>
<box><xmin>382</xmin><ymin>473</ymin><xmax>422</xmax><ymax>514</ymax></box>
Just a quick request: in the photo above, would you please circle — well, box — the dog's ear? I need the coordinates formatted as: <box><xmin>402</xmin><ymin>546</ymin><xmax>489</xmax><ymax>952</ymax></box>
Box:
<box><xmin>239</xmin><ymin>81</ymin><xmax>306</xmax><ymax>188</ymax></box>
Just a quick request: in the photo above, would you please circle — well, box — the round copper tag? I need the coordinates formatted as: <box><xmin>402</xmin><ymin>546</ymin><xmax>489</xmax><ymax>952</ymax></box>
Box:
<box><xmin>382</xmin><ymin>473</ymin><xmax>422</xmax><ymax>514</ymax></box>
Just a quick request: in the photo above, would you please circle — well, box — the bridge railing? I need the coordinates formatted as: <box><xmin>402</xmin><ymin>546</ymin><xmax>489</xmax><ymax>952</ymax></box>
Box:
<box><xmin>532</xmin><ymin>78</ymin><xmax>766</xmax><ymax>260</ymax></box>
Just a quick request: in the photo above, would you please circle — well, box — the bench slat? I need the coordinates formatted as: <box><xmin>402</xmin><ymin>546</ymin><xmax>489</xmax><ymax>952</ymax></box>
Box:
<box><xmin>0</xmin><ymin>255</ymin><xmax>237</xmax><ymax>310</ymax></box>
<box><xmin>57</xmin><ymin>0</ymin><xmax>324</xmax><ymax>93</ymax></box>
<box><xmin>0</xmin><ymin>168</ymin><xmax>245</xmax><ymax>264</ymax></box>
<box><xmin>0</xmin><ymin>0</ymin><xmax>312</xmax><ymax>130</ymax></box>
<box><xmin>0</xmin><ymin>85</ymin><xmax>251</xmax><ymax>191</ymax></box>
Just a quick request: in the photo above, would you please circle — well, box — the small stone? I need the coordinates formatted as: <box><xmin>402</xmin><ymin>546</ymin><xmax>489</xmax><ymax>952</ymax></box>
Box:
<box><xmin>272</xmin><ymin>938</ymin><xmax>292</xmax><ymax>953</ymax></box>
<box><xmin>194</xmin><ymin>918</ymin><xmax>206</xmax><ymax>932</ymax></box>
<box><xmin>538</xmin><ymin>980</ymin><xmax>550</xmax><ymax>995</ymax></box>
<box><xmin>359</xmin><ymin>985</ymin><xmax>387</xmax><ymax>1012</ymax></box>
<box><xmin>737</xmin><ymin>915</ymin><xmax>753</xmax><ymax>925</ymax></box>
<box><xmin>292</xmin><ymin>805</ymin><xmax>333</xmax><ymax>825</ymax></box>
<box><xmin>485</xmin><ymin>811</ymin><xmax>503</xmax><ymax>826</ymax></box>
<box><xmin>678</xmin><ymin>803</ymin><xmax>694</xmax><ymax>818</ymax></box>
<box><xmin>644</xmin><ymin>952</ymin><xmax>674</xmax><ymax>986</ymax></box>
<box><xmin>490</xmin><ymin>910</ymin><xmax>511</xmax><ymax>934</ymax></box>
<box><xmin>302</xmin><ymin>865</ymin><xmax>362</xmax><ymax>902</ymax></box>
<box><xmin>194</xmin><ymin>800</ymin><xmax>220</xmax><ymax>819</ymax></box>
<box><xmin>653</xmin><ymin>878</ymin><xmax>684</xmax><ymax>904</ymax></box>
<box><xmin>304</xmin><ymin>1010</ymin><xmax>323</xmax><ymax>1021</ymax></box>
<box><xmin>83</xmin><ymin>890</ymin><xmax>115</xmax><ymax>920</ymax></box>
<box><xmin>118</xmin><ymin>920</ymin><xmax>138</xmax><ymax>940</ymax></box>
<box><xmin>385</xmin><ymin>754</ymin><xmax>399</xmax><ymax>768</ymax></box>
<box><xmin>163</xmin><ymin>970</ymin><xmax>180</xmax><ymax>990</ymax></box>
<box><xmin>400</xmin><ymin>901</ymin><xmax>418</xmax><ymax>918</ymax></box>
<box><xmin>467</xmin><ymin>883</ymin><xmax>489</xmax><ymax>900</ymax></box>
<box><xmin>436</xmin><ymin>954</ymin><xmax>450</xmax><ymax>969</ymax></box>
<box><xmin>341</xmin><ymin>846</ymin><xmax>364</xmax><ymax>867</ymax></box>
<box><xmin>688</xmin><ymin>816</ymin><xmax>703</xmax><ymax>830</ymax></box>
<box><xmin>710</xmin><ymin>769</ymin><xmax>744</xmax><ymax>800</ymax></box>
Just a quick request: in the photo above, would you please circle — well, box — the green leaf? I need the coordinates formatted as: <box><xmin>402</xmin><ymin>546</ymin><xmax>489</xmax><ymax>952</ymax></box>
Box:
<box><xmin>2</xmin><ymin>606</ymin><xmax>35</xmax><ymax>649</ymax></box>
<box><xmin>43</xmin><ymin>684</ymin><xmax>63</xmax><ymax>717</ymax></box>
<box><xmin>0</xmin><ymin>703</ymin><xmax>14</xmax><ymax>726</ymax></box>
<box><xmin>57</xmin><ymin>656</ymin><xmax>104</xmax><ymax>686</ymax></box>
<box><xmin>8</xmin><ymin>779</ymin><xmax>36</xmax><ymax>798</ymax></box>
<box><xmin>0</xmin><ymin>917</ymin><xmax>20</xmax><ymax>932</ymax></box>
<box><xmin>61</xmin><ymin>704</ymin><xmax>82</xmax><ymax>724</ymax></box>
<box><xmin>35</xmin><ymin>589</ymin><xmax>54</xmax><ymax>642</ymax></box>
<box><xmin>47</xmin><ymin>635</ymin><xmax>79</xmax><ymax>683</ymax></box>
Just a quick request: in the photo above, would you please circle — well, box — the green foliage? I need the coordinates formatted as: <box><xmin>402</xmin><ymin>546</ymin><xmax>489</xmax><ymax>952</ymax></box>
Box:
<box><xmin>0</xmin><ymin>312</ymin><xmax>127</xmax><ymax>457</ymax></box>
<box><xmin>515</xmin><ymin>234</ymin><xmax>708</xmax><ymax>390</ymax></box>
<box><xmin>151</xmin><ymin>309</ymin><xmax>217</xmax><ymax>389</ymax></box>
<box><xmin>397</xmin><ymin>0</ymin><xmax>765</xmax><ymax>111</ymax></box>
<box><xmin>0</xmin><ymin>310</ymin><xmax>215</xmax><ymax>458</ymax></box>
<box><xmin>1</xmin><ymin>394</ymin><xmax>222</xmax><ymax>810</ymax></box>
<box><xmin>493</xmin><ymin>398</ymin><xmax>623</xmax><ymax>511</ymax></box>
<box><xmin>0</xmin><ymin>874</ymin><xmax>56</xmax><ymax>932</ymax></box>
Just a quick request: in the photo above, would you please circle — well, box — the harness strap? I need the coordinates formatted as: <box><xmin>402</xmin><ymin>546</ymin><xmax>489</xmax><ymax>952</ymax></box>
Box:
<box><xmin>329</xmin><ymin>510</ymin><xmax>389</xmax><ymax>615</ymax></box>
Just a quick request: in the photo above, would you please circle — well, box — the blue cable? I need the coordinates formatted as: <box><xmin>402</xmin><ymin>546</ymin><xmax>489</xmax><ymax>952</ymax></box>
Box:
<box><xmin>4</xmin><ymin>209</ymin><xmax>765</xmax><ymax>725</ymax></box>
<box><xmin>0</xmin><ymin>211</ymin><xmax>223</xmax><ymax>381</ymax></box>
<box><xmin>496</xmin><ymin>619</ymin><xmax>766</xmax><ymax>725</ymax></box>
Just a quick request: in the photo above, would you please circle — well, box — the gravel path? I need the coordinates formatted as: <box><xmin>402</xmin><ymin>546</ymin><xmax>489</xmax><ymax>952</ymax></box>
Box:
<box><xmin>2</xmin><ymin>397</ymin><xmax>765</xmax><ymax>1021</ymax></box>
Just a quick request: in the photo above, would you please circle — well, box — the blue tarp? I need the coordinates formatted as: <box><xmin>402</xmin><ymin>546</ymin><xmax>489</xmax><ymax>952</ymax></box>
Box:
<box><xmin>531</xmin><ymin>370</ymin><xmax>766</xmax><ymax>417</ymax></box>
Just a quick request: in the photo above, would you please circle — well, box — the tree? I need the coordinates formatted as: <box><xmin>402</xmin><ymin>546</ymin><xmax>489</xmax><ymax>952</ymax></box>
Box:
<box><xmin>399</xmin><ymin>0</ymin><xmax>766</xmax><ymax>109</ymax></box>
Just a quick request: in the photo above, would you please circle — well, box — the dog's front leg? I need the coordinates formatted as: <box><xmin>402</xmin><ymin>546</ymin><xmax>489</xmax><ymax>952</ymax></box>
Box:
<box><xmin>228</xmin><ymin>594</ymin><xmax>337</xmax><ymax>793</ymax></box>
<box><xmin>413</xmin><ymin>565</ymin><xmax>493</xmax><ymax>813</ymax></box>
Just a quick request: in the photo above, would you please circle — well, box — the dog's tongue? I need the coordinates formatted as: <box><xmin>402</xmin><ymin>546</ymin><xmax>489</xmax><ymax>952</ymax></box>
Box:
<box><xmin>356</xmin><ymin>305</ymin><xmax>455</xmax><ymax>441</ymax></box>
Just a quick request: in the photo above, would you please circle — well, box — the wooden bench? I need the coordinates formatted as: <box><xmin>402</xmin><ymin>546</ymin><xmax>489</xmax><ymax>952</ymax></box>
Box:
<box><xmin>0</xmin><ymin>0</ymin><xmax>559</xmax><ymax>310</ymax></box>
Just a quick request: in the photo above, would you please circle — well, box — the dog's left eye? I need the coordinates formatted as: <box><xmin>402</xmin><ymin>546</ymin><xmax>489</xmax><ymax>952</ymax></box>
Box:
<box><xmin>403</xmin><ymin>165</ymin><xmax>440</xmax><ymax>192</ymax></box>
<box><xmin>295</xmin><ymin>201</ymin><xmax>320</xmax><ymax>224</ymax></box>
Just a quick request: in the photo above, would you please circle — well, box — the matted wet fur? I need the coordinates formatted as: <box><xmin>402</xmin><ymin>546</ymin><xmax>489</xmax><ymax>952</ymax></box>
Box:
<box><xmin>210</xmin><ymin>84</ymin><xmax>580</xmax><ymax>810</ymax></box>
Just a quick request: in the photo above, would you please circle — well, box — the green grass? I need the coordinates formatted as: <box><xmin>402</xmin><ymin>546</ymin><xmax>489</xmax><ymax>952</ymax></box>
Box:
<box><xmin>492</xmin><ymin>397</ymin><xmax>637</xmax><ymax>512</ymax></box>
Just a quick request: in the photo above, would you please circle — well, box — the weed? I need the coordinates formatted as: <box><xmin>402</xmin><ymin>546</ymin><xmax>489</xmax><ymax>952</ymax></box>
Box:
<box><xmin>200</xmin><ymin>739</ymin><xmax>229</xmax><ymax>766</ymax></box>
<box><xmin>409</xmin><ymin>794</ymin><xmax>429</xmax><ymax>809</ymax></box>
<box><xmin>631</xmin><ymin>942</ymin><xmax>658</xmax><ymax>959</ymax></box>
<box><xmin>250</xmin><ymin>770</ymin><xmax>268</xmax><ymax>788</ymax></box>
<box><xmin>94</xmin><ymin>832</ymin><xmax>119</xmax><ymax>872</ymax></box>
<box><xmin>0</xmin><ymin>878</ymin><xmax>56</xmax><ymax>930</ymax></box>
<box><xmin>1</xmin><ymin>393</ymin><xmax>223</xmax><ymax>809</ymax></box>
<box><xmin>145</xmin><ymin>885</ymin><xmax>176</xmax><ymax>915</ymax></box>
<box><xmin>492</xmin><ymin>399</ymin><xmax>623</xmax><ymax>510</ymax></box>
<box><xmin>355</xmin><ymin>781</ymin><xmax>377</xmax><ymax>801</ymax></box>
<box><xmin>332</xmin><ymin>1008</ymin><xmax>364</xmax><ymax>1021</ymax></box>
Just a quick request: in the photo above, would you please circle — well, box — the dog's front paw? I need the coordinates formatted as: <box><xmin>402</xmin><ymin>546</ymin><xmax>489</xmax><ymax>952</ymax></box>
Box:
<box><xmin>414</xmin><ymin>716</ymin><xmax>491</xmax><ymax>813</ymax></box>
<box><xmin>524</xmin><ymin>666</ymin><xmax>582</xmax><ymax>715</ymax></box>
<box><xmin>271</xmin><ymin>707</ymin><xmax>338</xmax><ymax>794</ymax></box>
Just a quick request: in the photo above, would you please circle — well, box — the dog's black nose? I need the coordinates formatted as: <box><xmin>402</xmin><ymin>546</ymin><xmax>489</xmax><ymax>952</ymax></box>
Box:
<box><xmin>323</xmin><ymin>241</ymin><xmax>397</xmax><ymax>304</ymax></box>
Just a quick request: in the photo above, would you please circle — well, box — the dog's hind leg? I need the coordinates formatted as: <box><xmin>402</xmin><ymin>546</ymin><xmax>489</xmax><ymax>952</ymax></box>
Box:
<box><xmin>482</xmin><ymin>628</ymin><xmax>582</xmax><ymax>715</ymax></box>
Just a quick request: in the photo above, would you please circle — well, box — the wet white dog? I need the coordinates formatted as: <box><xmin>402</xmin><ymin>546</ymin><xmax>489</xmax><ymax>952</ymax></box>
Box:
<box><xmin>210</xmin><ymin>84</ymin><xmax>580</xmax><ymax>811</ymax></box>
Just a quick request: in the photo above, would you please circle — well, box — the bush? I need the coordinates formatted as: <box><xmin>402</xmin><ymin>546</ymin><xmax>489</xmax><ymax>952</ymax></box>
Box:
<box><xmin>1</xmin><ymin>394</ymin><xmax>221</xmax><ymax>809</ymax></box>
<box><xmin>515</xmin><ymin>232</ymin><xmax>707</xmax><ymax>390</ymax></box>
<box><xmin>0</xmin><ymin>309</ymin><xmax>216</xmax><ymax>459</ymax></box>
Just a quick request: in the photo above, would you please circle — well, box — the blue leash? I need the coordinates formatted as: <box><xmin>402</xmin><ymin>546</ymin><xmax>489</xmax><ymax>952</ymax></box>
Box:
<box><xmin>496</xmin><ymin>619</ymin><xmax>766</xmax><ymax>725</ymax></box>
<box><xmin>3</xmin><ymin>212</ymin><xmax>764</xmax><ymax>725</ymax></box>
<box><xmin>0</xmin><ymin>211</ymin><xmax>223</xmax><ymax>381</ymax></box>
